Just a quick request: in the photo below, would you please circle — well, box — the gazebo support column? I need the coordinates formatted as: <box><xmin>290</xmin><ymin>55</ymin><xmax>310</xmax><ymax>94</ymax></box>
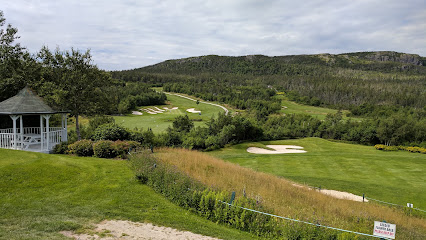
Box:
<box><xmin>40</xmin><ymin>115</ymin><xmax>44</xmax><ymax>151</ymax></box>
<box><xmin>10</xmin><ymin>115</ymin><xmax>19</xmax><ymax>149</ymax></box>
<box><xmin>19</xmin><ymin>115</ymin><xmax>23</xmax><ymax>150</ymax></box>
<box><xmin>44</xmin><ymin>115</ymin><xmax>51</xmax><ymax>151</ymax></box>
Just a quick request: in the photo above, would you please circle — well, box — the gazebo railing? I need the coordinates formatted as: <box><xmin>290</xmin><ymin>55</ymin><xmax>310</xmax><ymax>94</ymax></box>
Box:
<box><xmin>0</xmin><ymin>127</ymin><xmax>63</xmax><ymax>134</ymax></box>
<box><xmin>0</xmin><ymin>133</ymin><xmax>14</xmax><ymax>149</ymax></box>
<box><xmin>42</xmin><ymin>129</ymin><xmax>63</xmax><ymax>147</ymax></box>
<box><xmin>0</xmin><ymin>127</ymin><xmax>66</xmax><ymax>151</ymax></box>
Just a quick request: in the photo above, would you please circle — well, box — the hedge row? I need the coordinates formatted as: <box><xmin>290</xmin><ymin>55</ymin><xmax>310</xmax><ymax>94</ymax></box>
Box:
<box><xmin>129</xmin><ymin>151</ymin><xmax>342</xmax><ymax>239</ymax></box>
<box><xmin>55</xmin><ymin>140</ymin><xmax>141</xmax><ymax>158</ymax></box>
<box><xmin>374</xmin><ymin>144</ymin><xmax>426</xmax><ymax>154</ymax></box>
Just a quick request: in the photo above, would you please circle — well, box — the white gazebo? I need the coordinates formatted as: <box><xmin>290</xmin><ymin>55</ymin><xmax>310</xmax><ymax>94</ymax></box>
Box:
<box><xmin>0</xmin><ymin>87</ymin><xmax>69</xmax><ymax>153</ymax></box>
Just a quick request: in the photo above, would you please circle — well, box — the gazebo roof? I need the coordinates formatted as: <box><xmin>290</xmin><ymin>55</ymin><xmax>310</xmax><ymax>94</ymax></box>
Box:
<box><xmin>0</xmin><ymin>87</ymin><xmax>68</xmax><ymax>115</ymax></box>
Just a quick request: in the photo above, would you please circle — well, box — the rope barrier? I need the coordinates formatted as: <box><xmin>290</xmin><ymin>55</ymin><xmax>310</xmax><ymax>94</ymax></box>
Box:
<box><xmin>218</xmin><ymin>200</ymin><xmax>391</xmax><ymax>239</ymax></box>
<box><xmin>365</xmin><ymin>197</ymin><xmax>426</xmax><ymax>213</ymax></box>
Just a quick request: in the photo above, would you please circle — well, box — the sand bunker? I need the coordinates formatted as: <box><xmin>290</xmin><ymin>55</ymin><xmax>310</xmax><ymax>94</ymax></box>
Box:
<box><xmin>321</xmin><ymin>189</ymin><xmax>368</xmax><ymax>202</ymax></box>
<box><xmin>292</xmin><ymin>183</ymin><xmax>368</xmax><ymax>202</ymax></box>
<box><xmin>61</xmin><ymin>220</ymin><xmax>220</xmax><ymax>240</ymax></box>
<box><xmin>186</xmin><ymin>108</ymin><xmax>201</xmax><ymax>113</ymax></box>
<box><xmin>247</xmin><ymin>145</ymin><xmax>307</xmax><ymax>154</ymax></box>
<box><xmin>132</xmin><ymin>111</ymin><xmax>143</xmax><ymax>115</ymax></box>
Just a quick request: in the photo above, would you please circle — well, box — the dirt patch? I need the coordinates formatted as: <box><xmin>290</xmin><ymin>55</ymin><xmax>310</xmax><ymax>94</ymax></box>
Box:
<box><xmin>247</xmin><ymin>145</ymin><xmax>307</xmax><ymax>154</ymax></box>
<box><xmin>61</xmin><ymin>220</ymin><xmax>221</xmax><ymax>240</ymax></box>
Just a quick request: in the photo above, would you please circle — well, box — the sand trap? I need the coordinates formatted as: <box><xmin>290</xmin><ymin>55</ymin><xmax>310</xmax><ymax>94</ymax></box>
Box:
<box><xmin>321</xmin><ymin>189</ymin><xmax>368</xmax><ymax>202</ymax></box>
<box><xmin>61</xmin><ymin>220</ymin><xmax>220</xmax><ymax>240</ymax></box>
<box><xmin>132</xmin><ymin>111</ymin><xmax>143</xmax><ymax>115</ymax></box>
<box><xmin>186</xmin><ymin>108</ymin><xmax>201</xmax><ymax>113</ymax></box>
<box><xmin>172</xmin><ymin>107</ymin><xmax>178</xmax><ymax>110</ymax></box>
<box><xmin>247</xmin><ymin>145</ymin><xmax>307</xmax><ymax>154</ymax></box>
<box><xmin>153</xmin><ymin>107</ymin><xmax>165</xmax><ymax>112</ymax></box>
<box><xmin>292</xmin><ymin>183</ymin><xmax>367</xmax><ymax>202</ymax></box>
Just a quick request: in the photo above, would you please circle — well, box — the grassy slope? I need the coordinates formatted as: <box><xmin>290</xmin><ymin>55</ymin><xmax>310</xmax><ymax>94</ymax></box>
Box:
<box><xmin>114</xmin><ymin>94</ymin><xmax>226</xmax><ymax>133</ymax></box>
<box><xmin>208</xmin><ymin>138</ymin><xmax>426</xmax><ymax>209</ymax></box>
<box><xmin>155</xmin><ymin>148</ymin><xmax>426</xmax><ymax>239</ymax></box>
<box><xmin>0</xmin><ymin>149</ymin><xmax>257</xmax><ymax>239</ymax></box>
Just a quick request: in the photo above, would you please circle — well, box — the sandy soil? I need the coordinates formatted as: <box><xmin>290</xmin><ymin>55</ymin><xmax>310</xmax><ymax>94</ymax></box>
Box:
<box><xmin>186</xmin><ymin>108</ymin><xmax>201</xmax><ymax>113</ymax></box>
<box><xmin>132</xmin><ymin>111</ymin><xmax>143</xmax><ymax>115</ymax></box>
<box><xmin>61</xmin><ymin>220</ymin><xmax>221</xmax><ymax>240</ymax></box>
<box><xmin>247</xmin><ymin>145</ymin><xmax>307</xmax><ymax>154</ymax></box>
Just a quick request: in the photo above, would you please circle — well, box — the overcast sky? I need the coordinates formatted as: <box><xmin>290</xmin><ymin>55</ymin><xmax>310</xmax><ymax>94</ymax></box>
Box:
<box><xmin>2</xmin><ymin>0</ymin><xmax>425</xmax><ymax>70</ymax></box>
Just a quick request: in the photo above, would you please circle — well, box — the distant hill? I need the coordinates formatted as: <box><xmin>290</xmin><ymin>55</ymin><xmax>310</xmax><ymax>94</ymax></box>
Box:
<box><xmin>111</xmin><ymin>51</ymin><xmax>426</xmax><ymax>109</ymax></box>
<box><xmin>127</xmin><ymin>51</ymin><xmax>425</xmax><ymax>74</ymax></box>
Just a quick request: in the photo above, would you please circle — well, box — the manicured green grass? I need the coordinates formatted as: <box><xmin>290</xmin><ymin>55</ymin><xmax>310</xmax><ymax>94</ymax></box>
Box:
<box><xmin>275</xmin><ymin>95</ymin><xmax>359</xmax><ymax>120</ymax></box>
<box><xmin>208</xmin><ymin>137</ymin><xmax>426</xmax><ymax>209</ymax></box>
<box><xmin>114</xmin><ymin>94</ymin><xmax>226</xmax><ymax>133</ymax></box>
<box><xmin>0</xmin><ymin>149</ymin><xmax>258</xmax><ymax>239</ymax></box>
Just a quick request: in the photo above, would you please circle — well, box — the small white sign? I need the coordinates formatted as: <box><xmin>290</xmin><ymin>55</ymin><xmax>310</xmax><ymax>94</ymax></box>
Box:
<box><xmin>373</xmin><ymin>221</ymin><xmax>396</xmax><ymax>239</ymax></box>
<box><xmin>407</xmin><ymin>203</ymin><xmax>413</xmax><ymax>208</ymax></box>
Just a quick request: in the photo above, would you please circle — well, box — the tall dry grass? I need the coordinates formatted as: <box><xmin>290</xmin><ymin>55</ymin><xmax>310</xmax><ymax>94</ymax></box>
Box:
<box><xmin>155</xmin><ymin>148</ymin><xmax>426</xmax><ymax>239</ymax></box>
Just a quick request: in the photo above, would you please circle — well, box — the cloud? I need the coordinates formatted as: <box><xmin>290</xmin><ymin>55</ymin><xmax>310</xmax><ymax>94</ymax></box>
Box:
<box><xmin>2</xmin><ymin>0</ymin><xmax>425</xmax><ymax>70</ymax></box>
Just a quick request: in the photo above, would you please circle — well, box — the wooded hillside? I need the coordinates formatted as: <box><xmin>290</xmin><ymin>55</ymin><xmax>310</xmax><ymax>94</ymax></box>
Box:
<box><xmin>112</xmin><ymin>51</ymin><xmax>426</xmax><ymax>110</ymax></box>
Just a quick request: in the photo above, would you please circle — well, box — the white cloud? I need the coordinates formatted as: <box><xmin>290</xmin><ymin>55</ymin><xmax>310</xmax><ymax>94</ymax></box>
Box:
<box><xmin>1</xmin><ymin>0</ymin><xmax>425</xmax><ymax>70</ymax></box>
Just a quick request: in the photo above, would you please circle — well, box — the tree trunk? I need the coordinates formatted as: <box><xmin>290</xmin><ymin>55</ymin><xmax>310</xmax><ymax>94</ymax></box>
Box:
<box><xmin>76</xmin><ymin>114</ymin><xmax>81</xmax><ymax>140</ymax></box>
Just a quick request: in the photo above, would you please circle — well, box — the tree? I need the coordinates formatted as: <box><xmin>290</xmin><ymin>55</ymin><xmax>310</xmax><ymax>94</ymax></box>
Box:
<box><xmin>38</xmin><ymin>47</ymin><xmax>115</xmax><ymax>140</ymax></box>
<box><xmin>0</xmin><ymin>10</ymin><xmax>39</xmax><ymax>101</ymax></box>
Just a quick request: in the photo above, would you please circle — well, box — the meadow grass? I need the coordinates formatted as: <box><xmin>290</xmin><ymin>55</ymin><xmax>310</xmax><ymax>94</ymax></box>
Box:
<box><xmin>0</xmin><ymin>149</ymin><xmax>258</xmax><ymax>239</ymax></box>
<box><xmin>155</xmin><ymin>147</ymin><xmax>426</xmax><ymax>239</ymax></box>
<box><xmin>114</xmin><ymin>94</ymin><xmax>226</xmax><ymax>133</ymax></box>
<box><xmin>208</xmin><ymin>138</ymin><xmax>426</xmax><ymax>209</ymax></box>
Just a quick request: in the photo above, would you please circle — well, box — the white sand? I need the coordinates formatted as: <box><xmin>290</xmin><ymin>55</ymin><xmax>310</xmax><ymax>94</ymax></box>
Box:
<box><xmin>132</xmin><ymin>111</ymin><xmax>143</xmax><ymax>115</ymax></box>
<box><xmin>292</xmin><ymin>183</ymin><xmax>368</xmax><ymax>202</ymax></box>
<box><xmin>321</xmin><ymin>189</ymin><xmax>368</xmax><ymax>202</ymax></box>
<box><xmin>61</xmin><ymin>220</ymin><xmax>220</xmax><ymax>240</ymax></box>
<box><xmin>247</xmin><ymin>145</ymin><xmax>307</xmax><ymax>154</ymax></box>
<box><xmin>172</xmin><ymin>107</ymin><xmax>178</xmax><ymax>110</ymax></box>
<box><xmin>186</xmin><ymin>108</ymin><xmax>201</xmax><ymax>113</ymax></box>
<box><xmin>153</xmin><ymin>107</ymin><xmax>165</xmax><ymax>112</ymax></box>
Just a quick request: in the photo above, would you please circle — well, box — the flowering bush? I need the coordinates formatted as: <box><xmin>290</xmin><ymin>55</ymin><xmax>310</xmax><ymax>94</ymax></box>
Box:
<box><xmin>68</xmin><ymin>140</ymin><xmax>93</xmax><ymax>156</ymax></box>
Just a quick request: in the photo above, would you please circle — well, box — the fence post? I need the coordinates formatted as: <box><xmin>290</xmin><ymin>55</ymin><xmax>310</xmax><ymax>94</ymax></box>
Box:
<box><xmin>230</xmin><ymin>191</ymin><xmax>236</xmax><ymax>204</ymax></box>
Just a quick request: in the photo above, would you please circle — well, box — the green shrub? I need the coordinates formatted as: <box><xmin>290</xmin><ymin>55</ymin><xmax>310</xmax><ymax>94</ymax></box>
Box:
<box><xmin>68</xmin><ymin>140</ymin><xmax>93</xmax><ymax>157</ymax></box>
<box><xmin>92</xmin><ymin>123</ymin><xmax>130</xmax><ymax>141</ymax></box>
<box><xmin>53</xmin><ymin>141</ymin><xmax>69</xmax><ymax>154</ymax></box>
<box><xmin>113</xmin><ymin>140</ymin><xmax>141</xmax><ymax>158</ymax></box>
<box><xmin>93</xmin><ymin>140</ymin><xmax>116</xmax><ymax>158</ymax></box>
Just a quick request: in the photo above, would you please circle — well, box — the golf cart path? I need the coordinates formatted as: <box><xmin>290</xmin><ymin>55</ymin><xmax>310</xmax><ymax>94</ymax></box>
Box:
<box><xmin>164</xmin><ymin>92</ymin><xmax>229</xmax><ymax>115</ymax></box>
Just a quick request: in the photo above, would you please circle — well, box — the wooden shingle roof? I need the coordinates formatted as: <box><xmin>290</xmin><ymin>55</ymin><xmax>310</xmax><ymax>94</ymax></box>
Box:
<box><xmin>0</xmin><ymin>87</ymin><xmax>68</xmax><ymax>115</ymax></box>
